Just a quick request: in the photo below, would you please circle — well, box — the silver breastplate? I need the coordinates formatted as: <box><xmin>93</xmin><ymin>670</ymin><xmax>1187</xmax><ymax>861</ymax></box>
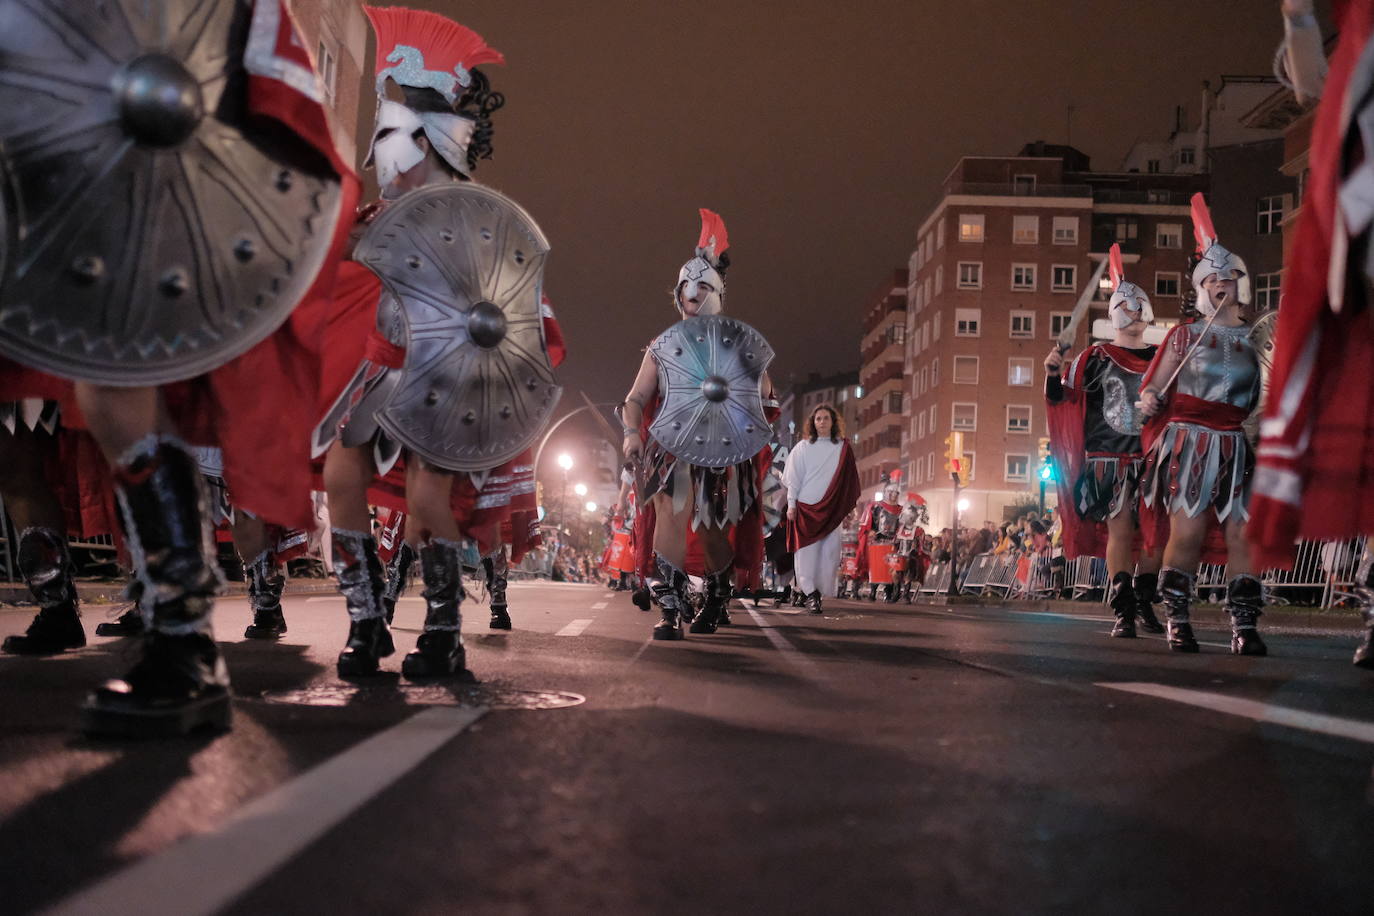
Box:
<box><xmin>1176</xmin><ymin>324</ymin><xmax>1260</xmax><ymax>410</ymax></box>
<box><xmin>1098</xmin><ymin>359</ymin><xmax>1145</xmax><ymax>436</ymax></box>
<box><xmin>375</xmin><ymin>291</ymin><xmax>407</xmax><ymax>346</ymax></box>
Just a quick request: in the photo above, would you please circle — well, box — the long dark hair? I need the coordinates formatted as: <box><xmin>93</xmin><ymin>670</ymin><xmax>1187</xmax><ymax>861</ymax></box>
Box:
<box><xmin>804</xmin><ymin>404</ymin><xmax>843</xmax><ymax>443</ymax></box>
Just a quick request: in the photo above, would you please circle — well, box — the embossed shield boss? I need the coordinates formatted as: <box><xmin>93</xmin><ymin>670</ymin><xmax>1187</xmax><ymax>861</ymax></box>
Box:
<box><xmin>354</xmin><ymin>182</ymin><xmax>561</xmax><ymax>473</ymax></box>
<box><xmin>0</xmin><ymin>0</ymin><xmax>343</xmax><ymax>385</ymax></box>
<box><xmin>648</xmin><ymin>315</ymin><xmax>774</xmax><ymax>468</ymax></box>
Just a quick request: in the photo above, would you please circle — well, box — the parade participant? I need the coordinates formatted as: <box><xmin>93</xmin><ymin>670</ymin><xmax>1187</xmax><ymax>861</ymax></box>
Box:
<box><xmin>1139</xmin><ymin>194</ymin><xmax>1265</xmax><ymax>655</ymax></box>
<box><xmin>835</xmin><ymin>510</ymin><xmax>862</xmax><ymax>599</ymax></box>
<box><xmin>621</xmin><ymin>210</ymin><xmax>777</xmax><ymax>640</ymax></box>
<box><xmin>1045</xmin><ymin>244</ymin><xmax>1164</xmax><ymax>638</ymax></box>
<box><xmin>855</xmin><ymin>473</ymin><xmax>904</xmax><ymax>602</ymax></box>
<box><xmin>784</xmin><ymin>404</ymin><xmax>861</xmax><ymax>614</ymax></box>
<box><xmin>0</xmin><ymin>0</ymin><xmax>352</xmax><ymax>734</ymax></box>
<box><xmin>893</xmin><ymin>494</ymin><xmax>929</xmax><ymax>602</ymax></box>
<box><xmin>313</xmin><ymin>6</ymin><xmax>559</xmax><ymax>677</ymax></box>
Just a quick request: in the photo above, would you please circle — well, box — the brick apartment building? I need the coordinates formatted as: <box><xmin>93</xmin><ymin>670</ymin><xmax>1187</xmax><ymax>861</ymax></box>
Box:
<box><xmin>778</xmin><ymin>371</ymin><xmax>861</xmax><ymax>451</ymax></box>
<box><xmin>288</xmin><ymin>0</ymin><xmax>368</xmax><ymax>164</ymax></box>
<box><xmin>856</xmin><ymin>270</ymin><xmax>908</xmax><ymax>492</ymax></box>
<box><xmin>902</xmin><ymin>146</ymin><xmax>1207</xmax><ymax>529</ymax></box>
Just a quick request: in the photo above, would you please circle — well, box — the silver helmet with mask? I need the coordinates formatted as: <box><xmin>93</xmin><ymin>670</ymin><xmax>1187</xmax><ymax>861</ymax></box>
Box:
<box><xmin>1107</xmin><ymin>243</ymin><xmax>1154</xmax><ymax>329</ymax></box>
<box><xmin>1189</xmin><ymin>192</ymin><xmax>1251</xmax><ymax>317</ymax></box>
<box><xmin>674</xmin><ymin>209</ymin><xmax>730</xmax><ymax>316</ymax></box>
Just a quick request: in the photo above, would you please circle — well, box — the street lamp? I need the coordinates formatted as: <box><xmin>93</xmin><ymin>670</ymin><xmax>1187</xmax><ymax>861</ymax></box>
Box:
<box><xmin>957</xmin><ymin>498</ymin><xmax>970</xmax><ymax>512</ymax></box>
<box><xmin>573</xmin><ymin>483</ymin><xmax>588</xmax><ymax>498</ymax></box>
<box><xmin>585</xmin><ymin>501</ymin><xmax>597</xmax><ymax>513</ymax></box>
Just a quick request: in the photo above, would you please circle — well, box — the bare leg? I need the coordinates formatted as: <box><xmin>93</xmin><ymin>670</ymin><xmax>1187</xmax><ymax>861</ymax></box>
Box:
<box><xmin>73</xmin><ymin>383</ymin><xmax>160</xmax><ymax>463</ymax></box>
<box><xmin>0</xmin><ymin>424</ymin><xmax>65</xmax><ymax>532</ymax></box>
<box><xmin>650</xmin><ymin>492</ymin><xmax>688</xmax><ymax>572</ymax></box>
<box><xmin>1104</xmin><ymin>512</ymin><xmax>1136</xmax><ymax>580</ymax></box>
<box><xmin>322</xmin><ymin>441</ymin><xmax>375</xmax><ymax>532</ymax></box>
<box><xmin>230</xmin><ymin>512</ymin><xmax>273</xmax><ymax>563</ymax></box>
<box><xmin>1161</xmin><ymin>511</ymin><xmax>1208</xmax><ymax>572</ymax></box>
<box><xmin>403</xmin><ymin>463</ymin><xmax>459</xmax><ymax>543</ymax></box>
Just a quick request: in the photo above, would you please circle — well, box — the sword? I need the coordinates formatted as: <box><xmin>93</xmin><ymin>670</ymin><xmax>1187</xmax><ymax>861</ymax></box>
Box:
<box><xmin>1057</xmin><ymin>258</ymin><xmax>1110</xmax><ymax>354</ymax></box>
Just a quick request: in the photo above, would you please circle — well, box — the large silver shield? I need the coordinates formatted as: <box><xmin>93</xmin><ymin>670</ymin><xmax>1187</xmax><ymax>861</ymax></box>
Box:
<box><xmin>353</xmin><ymin>182</ymin><xmax>561</xmax><ymax>473</ymax></box>
<box><xmin>648</xmin><ymin>315</ymin><xmax>774</xmax><ymax>468</ymax></box>
<box><xmin>0</xmin><ymin>0</ymin><xmax>342</xmax><ymax>385</ymax></box>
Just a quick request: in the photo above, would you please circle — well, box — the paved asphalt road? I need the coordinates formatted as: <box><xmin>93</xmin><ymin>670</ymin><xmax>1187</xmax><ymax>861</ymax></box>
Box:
<box><xmin>2</xmin><ymin>582</ymin><xmax>1373</xmax><ymax>915</ymax></box>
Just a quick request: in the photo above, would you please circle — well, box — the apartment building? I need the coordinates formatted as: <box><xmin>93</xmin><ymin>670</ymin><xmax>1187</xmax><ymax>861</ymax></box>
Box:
<box><xmin>902</xmin><ymin>147</ymin><xmax>1207</xmax><ymax>529</ymax></box>
<box><xmin>288</xmin><ymin>0</ymin><xmax>368</xmax><ymax>164</ymax></box>
<box><xmin>856</xmin><ymin>270</ymin><xmax>908</xmax><ymax>491</ymax></box>
<box><xmin>778</xmin><ymin>371</ymin><xmax>861</xmax><ymax>451</ymax></box>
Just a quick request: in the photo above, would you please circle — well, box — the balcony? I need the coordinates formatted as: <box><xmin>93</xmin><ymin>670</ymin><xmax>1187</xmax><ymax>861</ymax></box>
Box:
<box><xmin>946</xmin><ymin>182</ymin><xmax>1092</xmax><ymax>199</ymax></box>
<box><xmin>1091</xmin><ymin>188</ymin><xmax>1193</xmax><ymax>207</ymax></box>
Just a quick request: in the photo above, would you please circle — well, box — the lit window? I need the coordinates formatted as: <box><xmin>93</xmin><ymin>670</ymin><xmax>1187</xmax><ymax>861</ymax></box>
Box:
<box><xmin>1013</xmin><ymin>215</ymin><xmax>1039</xmax><ymax>244</ymax></box>
<box><xmin>1156</xmin><ymin>223</ymin><xmax>1183</xmax><ymax>248</ymax></box>
<box><xmin>955</xmin><ymin>308</ymin><xmax>981</xmax><ymax>337</ymax></box>
<box><xmin>953</xmin><ymin>356</ymin><xmax>979</xmax><ymax>384</ymax></box>
<box><xmin>952</xmin><ymin>402</ymin><xmax>977</xmax><ymax>431</ymax></box>
<box><xmin>1005</xmin><ymin>454</ymin><xmax>1030</xmax><ymax>482</ymax></box>
<box><xmin>957</xmin><ymin>261</ymin><xmax>983</xmax><ymax>289</ymax></box>
<box><xmin>1155</xmin><ymin>272</ymin><xmax>1181</xmax><ymax>297</ymax></box>
<box><xmin>1257</xmin><ymin>195</ymin><xmax>1285</xmax><ymax>234</ymax></box>
<box><xmin>1255</xmin><ymin>272</ymin><xmax>1281</xmax><ymax>310</ymax></box>
<box><xmin>1010</xmin><ymin>312</ymin><xmax>1035</xmax><ymax>339</ymax></box>
<box><xmin>1007</xmin><ymin>405</ymin><xmax>1032</xmax><ymax>433</ymax></box>
<box><xmin>1052</xmin><ymin>216</ymin><xmax>1078</xmax><ymax>245</ymax></box>
<box><xmin>959</xmin><ymin>214</ymin><xmax>985</xmax><ymax>243</ymax></box>
<box><xmin>1011</xmin><ymin>264</ymin><xmax>1037</xmax><ymax>291</ymax></box>
<box><xmin>1008</xmin><ymin>357</ymin><xmax>1033</xmax><ymax>386</ymax></box>
<box><xmin>1051</xmin><ymin>264</ymin><xmax>1076</xmax><ymax>292</ymax></box>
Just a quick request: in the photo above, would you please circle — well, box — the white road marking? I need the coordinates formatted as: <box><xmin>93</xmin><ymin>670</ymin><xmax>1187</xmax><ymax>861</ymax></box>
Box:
<box><xmin>746</xmin><ymin>608</ymin><xmax>824</xmax><ymax>681</ymax></box>
<box><xmin>556</xmin><ymin>618</ymin><xmax>594</xmax><ymax>637</ymax></box>
<box><xmin>590</xmin><ymin>601</ymin><xmax>608</xmax><ymax>610</ymax></box>
<box><xmin>1097</xmin><ymin>682</ymin><xmax>1374</xmax><ymax>746</ymax></box>
<box><xmin>42</xmin><ymin>706</ymin><xmax>485</xmax><ymax>916</ymax></box>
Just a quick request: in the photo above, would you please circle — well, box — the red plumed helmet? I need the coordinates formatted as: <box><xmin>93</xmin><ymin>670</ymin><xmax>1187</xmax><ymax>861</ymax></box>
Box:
<box><xmin>696</xmin><ymin>208</ymin><xmax>729</xmax><ymax>266</ymax></box>
<box><xmin>364</xmin><ymin>5</ymin><xmax>504</xmax><ymax>102</ymax></box>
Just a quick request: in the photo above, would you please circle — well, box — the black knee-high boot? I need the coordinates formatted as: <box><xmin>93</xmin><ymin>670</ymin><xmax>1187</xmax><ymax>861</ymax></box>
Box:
<box><xmin>332</xmin><ymin>528</ymin><xmax>394</xmax><ymax>676</ymax></box>
<box><xmin>1108</xmin><ymin>571</ymin><xmax>1136</xmax><ymax>638</ymax></box>
<box><xmin>1133</xmin><ymin>571</ymin><xmax>1164</xmax><ymax>634</ymax></box>
<box><xmin>242</xmin><ymin>548</ymin><xmax>287</xmax><ymax>639</ymax></box>
<box><xmin>381</xmin><ymin>540</ymin><xmax>415</xmax><ymax>625</ymax></box>
<box><xmin>1159</xmin><ymin>567</ymin><xmax>1199</xmax><ymax>653</ymax></box>
<box><xmin>2</xmin><ymin>526</ymin><xmax>84</xmax><ymax>654</ymax></box>
<box><xmin>402</xmin><ymin>538</ymin><xmax>470</xmax><ymax>679</ymax></box>
<box><xmin>693</xmin><ymin>570</ymin><xmax>730</xmax><ymax>633</ymax></box>
<box><xmin>1225</xmin><ymin>574</ymin><xmax>1267</xmax><ymax>657</ymax></box>
<box><xmin>82</xmin><ymin>437</ymin><xmax>231</xmax><ymax>736</ymax></box>
<box><xmin>650</xmin><ymin>556</ymin><xmax>686</xmax><ymax>641</ymax></box>
<box><xmin>486</xmin><ymin>549</ymin><xmax>511</xmax><ymax>630</ymax></box>
<box><xmin>1355</xmin><ymin>547</ymin><xmax>1374</xmax><ymax>669</ymax></box>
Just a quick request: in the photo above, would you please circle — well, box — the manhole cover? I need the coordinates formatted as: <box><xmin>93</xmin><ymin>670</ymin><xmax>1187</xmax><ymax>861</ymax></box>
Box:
<box><xmin>255</xmin><ymin>683</ymin><xmax>585</xmax><ymax>710</ymax></box>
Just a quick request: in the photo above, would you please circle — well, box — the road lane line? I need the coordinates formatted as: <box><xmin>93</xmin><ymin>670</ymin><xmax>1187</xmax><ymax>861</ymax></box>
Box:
<box><xmin>590</xmin><ymin>601</ymin><xmax>608</xmax><ymax>610</ymax></box>
<box><xmin>746</xmin><ymin>608</ymin><xmax>824</xmax><ymax>681</ymax></box>
<box><xmin>556</xmin><ymin>618</ymin><xmax>594</xmax><ymax>637</ymax></box>
<box><xmin>1097</xmin><ymin>682</ymin><xmax>1374</xmax><ymax>745</ymax></box>
<box><xmin>42</xmin><ymin>705</ymin><xmax>485</xmax><ymax>916</ymax></box>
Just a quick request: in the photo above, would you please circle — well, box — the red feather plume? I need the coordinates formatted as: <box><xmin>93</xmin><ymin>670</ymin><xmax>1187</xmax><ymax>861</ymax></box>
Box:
<box><xmin>1108</xmin><ymin>243</ymin><xmax>1125</xmax><ymax>290</ymax></box>
<box><xmin>364</xmin><ymin>6</ymin><xmax>504</xmax><ymax>89</ymax></box>
<box><xmin>1190</xmin><ymin>192</ymin><xmax>1217</xmax><ymax>253</ymax></box>
<box><xmin>695</xmin><ymin>208</ymin><xmax>729</xmax><ymax>264</ymax></box>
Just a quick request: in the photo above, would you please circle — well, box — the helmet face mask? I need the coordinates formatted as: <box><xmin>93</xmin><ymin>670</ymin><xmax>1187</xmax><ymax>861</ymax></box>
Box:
<box><xmin>675</xmin><ymin>257</ymin><xmax>724</xmax><ymax>316</ymax></box>
<box><xmin>1191</xmin><ymin>243</ymin><xmax>1251</xmax><ymax>317</ymax></box>
<box><xmin>1108</xmin><ymin>280</ymin><xmax>1154</xmax><ymax>329</ymax></box>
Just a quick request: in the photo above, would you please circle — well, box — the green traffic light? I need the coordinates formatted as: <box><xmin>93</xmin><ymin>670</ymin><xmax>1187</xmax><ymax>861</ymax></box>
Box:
<box><xmin>1040</xmin><ymin>463</ymin><xmax>1053</xmax><ymax>480</ymax></box>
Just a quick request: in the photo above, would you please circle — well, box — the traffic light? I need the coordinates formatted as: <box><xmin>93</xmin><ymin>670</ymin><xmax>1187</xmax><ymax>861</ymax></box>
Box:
<box><xmin>1037</xmin><ymin>437</ymin><xmax>1054</xmax><ymax>482</ymax></box>
<box><xmin>944</xmin><ymin>431</ymin><xmax>964</xmax><ymax>479</ymax></box>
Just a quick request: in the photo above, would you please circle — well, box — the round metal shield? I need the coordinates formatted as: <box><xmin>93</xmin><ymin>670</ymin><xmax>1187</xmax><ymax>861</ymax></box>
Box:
<box><xmin>648</xmin><ymin>315</ymin><xmax>775</xmax><ymax>468</ymax></box>
<box><xmin>0</xmin><ymin>0</ymin><xmax>342</xmax><ymax>385</ymax></box>
<box><xmin>1244</xmin><ymin>309</ymin><xmax>1279</xmax><ymax>441</ymax></box>
<box><xmin>354</xmin><ymin>182</ymin><xmax>561</xmax><ymax>472</ymax></box>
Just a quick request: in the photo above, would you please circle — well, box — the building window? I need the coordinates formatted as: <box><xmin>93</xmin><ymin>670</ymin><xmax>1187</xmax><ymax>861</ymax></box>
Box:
<box><xmin>1007</xmin><ymin>405</ymin><xmax>1032</xmax><ymax>434</ymax></box>
<box><xmin>931</xmin><ymin>356</ymin><xmax>939</xmax><ymax>387</ymax></box>
<box><xmin>955</xmin><ymin>307</ymin><xmax>981</xmax><ymax>337</ymax></box>
<box><xmin>1156</xmin><ymin>223</ymin><xmax>1183</xmax><ymax>248</ymax></box>
<box><xmin>937</xmin><ymin>218</ymin><xmax>946</xmax><ymax>248</ymax></box>
<box><xmin>1011</xmin><ymin>264</ymin><xmax>1037</xmax><ymax>291</ymax></box>
<box><xmin>1005</xmin><ymin>454</ymin><xmax>1031</xmax><ymax>482</ymax></box>
<box><xmin>1013</xmin><ymin>214</ymin><xmax>1039</xmax><ymax>244</ymax></box>
<box><xmin>1050</xmin><ymin>312</ymin><xmax>1073</xmax><ymax>338</ymax></box>
<box><xmin>957</xmin><ymin>261</ymin><xmax>983</xmax><ymax>289</ymax></box>
<box><xmin>952</xmin><ymin>402</ymin><xmax>977</xmax><ymax>431</ymax></box>
<box><xmin>922</xmin><ymin>321</ymin><xmax>930</xmax><ymax>350</ymax></box>
<box><xmin>1052</xmin><ymin>216</ymin><xmax>1078</xmax><ymax>245</ymax></box>
<box><xmin>917</xmin><ymin>411</ymin><xmax>926</xmax><ymax>439</ymax></box>
<box><xmin>887</xmin><ymin>391</ymin><xmax>903</xmax><ymax>414</ymax></box>
<box><xmin>924</xmin><ymin>277</ymin><xmax>932</xmax><ymax>306</ymax></box>
<box><xmin>1010</xmin><ymin>311</ymin><xmax>1035</xmax><ymax>338</ymax></box>
<box><xmin>926</xmin><ymin>451</ymin><xmax>936</xmax><ymax>481</ymax></box>
<box><xmin>1013</xmin><ymin>174</ymin><xmax>1037</xmax><ymax>195</ymax></box>
<box><xmin>317</xmin><ymin>39</ymin><xmax>338</xmax><ymax>104</ymax></box>
<box><xmin>1008</xmin><ymin>357</ymin><xmax>1033</xmax><ymax>386</ymax></box>
<box><xmin>1146</xmin><ymin>159</ymin><xmax>1161</xmax><ymax>174</ymax></box>
<box><xmin>1257</xmin><ymin>194</ymin><xmax>1285</xmax><ymax>234</ymax></box>
<box><xmin>887</xmin><ymin>324</ymin><xmax>905</xmax><ymax>345</ymax></box>
<box><xmin>1179</xmin><ymin>146</ymin><xmax>1196</xmax><ymax>165</ymax></box>
<box><xmin>953</xmin><ymin>355</ymin><xmax>979</xmax><ymax>384</ymax></box>
<box><xmin>958</xmin><ymin>214</ymin><xmax>985</xmax><ymax>243</ymax></box>
<box><xmin>934</xmin><ymin>313</ymin><xmax>941</xmax><ymax>341</ymax></box>
<box><xmin>1155</xmin><ymin>271</ymin><xmax>1181</xmax><ymax>297</ymax></box>
<box><xmin>962</xmin><ymin>451</ymin><xmax>977</xmax><ymax>480</ymax></box>
<box><xmin>1112</xmin><ymin>216</ymin><xmax>1139</xmax><ymax>242</ymax></box>
<box><xmin>1255</xmin><ymin>272</ymin><xmax>1281</xmax><ymax>310</ymax></box>
<box><xmin>934</xmin><ymin>265</ymin><xmax>943</xmax><ymax>294</ymax></box>
<box><xmin>1050</xmin><ymin>264</ymin><xmax>1076</xmax><ymax>293</ymax></box>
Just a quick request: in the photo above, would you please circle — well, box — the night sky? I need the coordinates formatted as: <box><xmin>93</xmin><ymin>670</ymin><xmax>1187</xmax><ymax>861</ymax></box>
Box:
<box><xmin>408</xmin><ymin>0</ymin><xmax>1295</xmax><ymax>436</ymax></box>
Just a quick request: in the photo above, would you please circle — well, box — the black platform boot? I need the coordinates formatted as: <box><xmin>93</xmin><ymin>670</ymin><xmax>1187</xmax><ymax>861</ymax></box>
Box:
<box><xmin>1159</xmin><ymin>567</ymin><xmax>1199</xmax><ymax>653</ymax></box>
<box><xmin>808</xmin><ymin>590</ymin><xmax>823</xmax><ymax>615</ymax></box>
<box><xmin>1108</xmin><ymin>571</ymin><xmax>1136</xmax><ymax>638</ymax></box>
<box><xmin>95</xmin><ymin>586</ymin><xmax>145</xmax><ymax>638</ymax></box>
<box><xmin>868</xmin><ymin>582</ymin><xmax>878</xmax><ymax>601</ymax></box>
<box><xmin>242</xmin><ymin>548</ymin><xmax>287</xmax><ymax>639</ymax></box>
<box><xmin>81</xmin><ymin>438</ymin><xmax>231</xmax><ymax>737</ymax></box>
<box><xmin>486</xmin><ymin>549</ymin><xmax>511</xmax><ymax>630</ymax></box>
<box><xmin>1133</xmin><ymin>572</ymin><xmax>1165</xmax><ymax>634</ymax></box>
<box><xmin>693</xmin><ymin>571</ymin><xmax>728</xmax><ymax>633</ymax></box>
<box><xmin>1225</xmin><ymin>574</ymin><xmax>1268</xmax><ymax>657</ymax></box>
<box><xmin>650</xmin><ymin>557</ymin><xmax>686</xmax><ymax>641</ymax></box>
<box><xmin>712</xmin><ymin>571</ymin><xmax>733</xmax><ymax>626</ymax></box>
<box><xmin>332</xmin><ymin>528</ymin><xmax>394</xmax><ymax>677</ymax></box>
<box><xmin>381</xmin><ymin>541</ymin><xmax>415</xmax><ymax>625</ymax></box>
<box><xmin>403</xmin><ymin>538</ymin><xmax>471</xmax><ymax>679</ymax></box>
<box><xmin>2</xmin><ymin>526</ymin><xmax>84</xmax><ymax>655</ymax></box>
<box><xmin>632</xmin><ymin>579</ymin><xmax>652</xmax><ymax>611</ymax></box>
